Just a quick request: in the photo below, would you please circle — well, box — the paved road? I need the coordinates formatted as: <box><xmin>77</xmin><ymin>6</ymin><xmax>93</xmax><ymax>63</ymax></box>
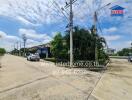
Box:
<box><xmin>0</xmin><ymin>54</ymin><xmax>101</xmax><ymax>100</ymax></box>
<box><xmin>89</xmin><ymin>59</ymin><xmax>132</xmax><ymax>100</ymax></box>
<box><xmin>0</xmin><ymin>55</ymin><xmax>132</xmax><ymax>100</ymax></box>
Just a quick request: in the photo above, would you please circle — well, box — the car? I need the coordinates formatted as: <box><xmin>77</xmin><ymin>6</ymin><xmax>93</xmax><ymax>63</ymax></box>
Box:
<box><xmin>128</xmin><ymin>56</ymin><xmax>132</xmax><ymax>62</ymax></box>
<box><xmin>27</xmin><ymin>53</ymin><xmax>40</xmax><ymax>61</ymax></box>
<box><xmin>128</xmin><ymin>53</ymin><xmax>132</xmax><ymax>62</ymax></box>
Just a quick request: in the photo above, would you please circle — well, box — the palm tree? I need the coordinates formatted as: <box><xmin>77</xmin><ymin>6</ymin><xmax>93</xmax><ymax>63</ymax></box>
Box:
<box><xmin>64</xmin><ymin>26</ymin><xmax>108</xmax><ymax>64</ymax></box>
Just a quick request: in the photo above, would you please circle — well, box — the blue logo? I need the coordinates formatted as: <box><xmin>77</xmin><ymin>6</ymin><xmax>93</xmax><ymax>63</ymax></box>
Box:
<box><xmin>110</xmin><ymin>5</ymin><xmax>125</xmax><ymax>16</ymax></box>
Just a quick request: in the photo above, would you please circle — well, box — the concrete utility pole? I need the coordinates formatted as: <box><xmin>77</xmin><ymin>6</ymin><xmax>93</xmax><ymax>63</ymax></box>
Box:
<box><xmin>69</xmin><ymin>0</ymin><xmax>73</xmax><ymax>67</ymax></box>
<box><xmin>16</xmin><ymin>41</ymin><xmax>19</xmax><ymax>56</ymax></box>
<box><xmin>19</xmin><ymin>41</ymin><xmax>21</xmax><ymax>56</ymax></box>
<box><xmin>53</xmin><ymin>0</ymin><xmax>77</xmax><ymax>67</ymax></box>
<box><xmin>131</xmin><ymin>42</ymin><xmax>132</xmax><ymax>53</ymax></box>
<box><xmin>93</xmin><ymin>3</ymin><xmax>111</xmax><ymax>62</ymax></box>
<box><xmin>93</xmin><ymin>11</ymin><xmax>98</xmax><ymax>62</ymax></box>
<box><xmin>22</xmin><ymin>34</ymin><xmax>27</xmax><ymax>57</ymax></box>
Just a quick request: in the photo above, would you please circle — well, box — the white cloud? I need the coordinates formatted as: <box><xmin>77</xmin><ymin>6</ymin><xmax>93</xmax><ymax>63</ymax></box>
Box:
<box><xmin>0</xmin><ymin>31</ymin><xmax>19</xmax><ymax>42</ymax></box>
<box><xmin>17</xmin><ymin>16</ymin><xmax>40</xmax><ymax>26</ymax></box>
<box><xmin>103</xmin><ymin>35</ymin><xmax>121</xmax><ymax>41</ymax></box>
<box><xmin>0</xmin><ymin>31</ymin><xmax>6</xmax><ymax>37</ymax></box>
<box><xmin>0</xmin><ymin>29</ymin><xmax>52</xmax><ymax>51</ymax></box>
<box><xmin>0</xmin><ymin>0</ymin><xmax>119</xmax><ymax>26</ymax></box>
<box><xmin>103</xmin><ymin>27</ymin><xmax>117</xmax><ymax>33</ymax></box>
<box><xmin>108</xmin><ymin>40</ymin><xmax>131</xmax><ymax>51</ymax></box>
<box><xmin>19</xmin><ymin>29</ymin><xmax>52</xmax><ymax>41</ymax></box>
<box><xmin>118</xmin><ymin>20</ymin><xmax>132</xmax><ymax>35</ymax></box>
<box><xmin>0</xmin><ymin>31</ymin><xmax>20</xmax><ymax>51</ymax></box>
<box><xmin>0</xmin><ymin>0</ymin><xmax>131</xmax><ymax>51</ymax></box>
<box><xmin>0</xmin><ymin>0</ymin><xmax>65</xmax><ymax>25</ymax></box>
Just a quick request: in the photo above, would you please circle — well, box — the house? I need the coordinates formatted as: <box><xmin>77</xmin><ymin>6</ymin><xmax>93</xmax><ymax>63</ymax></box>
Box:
<box><xmin>106</xmin><ymin>48</ymin><xmax>116</xmax><ymax>55</ymax></box>
<box><xmin>28</xmin><ymin>43</ymin><xmax>51</xmax><ymax>58</ymax></box>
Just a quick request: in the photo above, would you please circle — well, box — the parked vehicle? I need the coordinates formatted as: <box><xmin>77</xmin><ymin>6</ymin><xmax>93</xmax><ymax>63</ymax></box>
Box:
<box><xmin>128</xmin><ymin>53</ymin><xmax>132</xmax><ymax>62</ymax></box>
<box><xmin>27</xmin><ymin>53</ymin><xmax>40</xmax><ymax>61</ymax></box>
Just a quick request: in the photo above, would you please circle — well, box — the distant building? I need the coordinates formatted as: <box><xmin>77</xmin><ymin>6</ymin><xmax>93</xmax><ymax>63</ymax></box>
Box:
<box><xmin>28</xmin><ymin>43</ymin><xmax>51</xmax><ymax>58</ymax></box>
<box><xmin>106</xmin><ymin>48</ymin><xmax>116</xmax><ymax>55</ymax></box>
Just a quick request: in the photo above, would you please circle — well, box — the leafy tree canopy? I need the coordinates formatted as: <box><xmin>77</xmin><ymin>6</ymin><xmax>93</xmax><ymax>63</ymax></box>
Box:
<box><xmin>51</xmin><ymin>26</ymin><xmax>109</xmax><ymax>64</ymax></box>
<box><xmin>0</xmin><ymin>48</ymin><xmax>6</xmax><ymax>55</ymax></box>
<box><xmin>117</xmin><ymin>48</ymin><xmax>132</xmax><ymax>56</ymax></box>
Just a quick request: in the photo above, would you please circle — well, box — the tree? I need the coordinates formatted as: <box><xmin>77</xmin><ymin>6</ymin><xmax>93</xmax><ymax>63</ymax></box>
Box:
<box><xmin>117</xmin><ymin>48</ymin><xmax>132</xmax><ymax>56</ymax></box>
<box><xmin>51</xmin><ymin>33</ymin><xmax>68</xmax><ymax>61</ymax></box>
<box><xmin>51</xmin><ymin>26</ymin><xmax>108</xmax><ymax>64</ymax></box>
<box><xmin>64</xmin><ymin>26</ymin><xmax>108</xmax><ymax>64</ymax></box>
<box><xmin>0</xmin><ymin>48</ymin><xmax>6</xmax><ymax>56</ymax></box>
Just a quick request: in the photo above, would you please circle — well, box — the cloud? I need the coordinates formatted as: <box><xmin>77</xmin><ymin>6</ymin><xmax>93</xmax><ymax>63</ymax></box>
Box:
<box><xmin>0</xmin><ymin>31</ymin><xmax>20</xmax><ymax>51</ymax></box>
<box><xmin>17</xmin><ymin>16</ymin><xmax>40</xmax><ymax>26</ymax></box>
<box><xmin>0</xmin><ymin>0</ymin><xmax>118</xmax><ymax>26</ymax></box>
<box><xmin>0</xmin><ymin>0</ymin><xmax>65</xmax><ymax>25</ymax></box>
<box><xmin>0</xmin><ymin>0</ymin><xmax>131</xmax><ymax>51</ymax></box>
<box><xmin>0</xmin><ymin>30</ymin><xmax>20</xmax><ymax>42</ymax></box>
<box><xmin>103</xmin><ymin>35</ymin><xmax>121</xmax><ymax>41</ymax></box>
<box><xmin>0</xmin><ymin>29</ymin><xmax>52</xmax><ymax>51</ymax></box>
<box><xmin>103</xmin><ymin>27</ymin><xmax>117</xmax><ymax>33</ymax></box>
<box><xmin>119</xmin><ymin>20</ymin><xmax>132</xmax><ymax>35</ymax></box>
<box><xmin>19</xmin><ymin>29</ymin><xmax>52</xmax><ymax>41</ymax></box>
<box><xmin>108</xmin><ymin>40</ymin><xmax>131</xmax><ymax>51</ymax></box>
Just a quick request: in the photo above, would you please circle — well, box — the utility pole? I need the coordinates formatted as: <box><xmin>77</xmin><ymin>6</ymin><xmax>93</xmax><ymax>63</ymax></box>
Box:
<box><xmin>14</xmin><ymin>43</ymin><xmax>16</xmax><ymax>55</ymax></box>
<box><xmin>92</xmin><ymin>3</ymin><xmax>111</xmax><ymax>62</ymax></box>
<box><xmin>53</xmin><ymin>0</ymin><xmax>77</xmax><ymax>67</ymax></box>
<box><xmin>16</xmin><ymin>41</ymin><xmax>19</xmax><ymax>56</ymax></box>
<box><xmin>93</xmin><ymin>11</ymin><xmax>98</xmax><ymax>62</ymax></box>
<box><xmin>69</xmin><ymin>0</ymin><xmax>73</xmax><ymax>67</ymax></box>
<box><xmin>19</xmin><ymin>41</ymin><xmax>21</xmax><ymax>56</ymax></box>
<box><xmin>22</xmin><ymin>34</ymin><xmax>27</xmax><ymax>57</ymax></box>
<box><xmin>131</xmin><ymin>42</ymin><xmax>132</xmax><ymax>53</ymax></box>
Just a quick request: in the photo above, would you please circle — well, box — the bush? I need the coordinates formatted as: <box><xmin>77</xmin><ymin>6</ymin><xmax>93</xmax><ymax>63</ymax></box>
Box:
<box><xmin>0</xmin><ymin>48</ymin><xmax>6</xmax><ymax>56</ymax></box>
<box><xmin>44</xmin><ymin>58</ymin><xmax>56</xmax><ymax>62</ymax></box>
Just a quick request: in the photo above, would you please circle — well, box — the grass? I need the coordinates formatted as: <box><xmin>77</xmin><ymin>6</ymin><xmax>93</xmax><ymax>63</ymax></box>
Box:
<box><xmin>44</xmin><ymin>58</ymin><xmax>56</xmax><ymax>62</ymax></box>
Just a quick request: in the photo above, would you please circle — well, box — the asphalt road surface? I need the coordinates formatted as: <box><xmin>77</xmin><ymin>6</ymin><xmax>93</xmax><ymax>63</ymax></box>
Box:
<box><xmin>0</xmin><ymin>55</ymin><xmax>132</xmax><ymax>100</ymax></box>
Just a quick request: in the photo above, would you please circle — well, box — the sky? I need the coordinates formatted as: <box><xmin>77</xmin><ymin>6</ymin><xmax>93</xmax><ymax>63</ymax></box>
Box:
<box><xmin>0</xmin><ymin>0</ymin><xmax>131</xmax><ymax>51</ymax></box>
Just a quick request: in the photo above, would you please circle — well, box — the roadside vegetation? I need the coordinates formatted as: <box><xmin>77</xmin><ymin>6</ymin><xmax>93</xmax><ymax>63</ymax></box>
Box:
<box><xmin>0</xmin><ymin>48</ymin><xmax>6</xmax><ymax>56</ymax></box>
<box><xmin>117</xmin><ymin>48</ymin><xmax>132</xmax><ymax>56</ymax></box>
<box><xmin>51</xmin><ymin>26</ymin><xmax>109</xmax><ymax>65</ymax></box>
<box><xmin>10</xmin><ymin>26</ymin><xmax>109</xmax><ymax>65</ymax></box>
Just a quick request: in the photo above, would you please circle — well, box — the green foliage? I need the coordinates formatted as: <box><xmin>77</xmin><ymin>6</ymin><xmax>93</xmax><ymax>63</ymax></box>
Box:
<box><xmin>51</xmin><ymin>26</ymin><xmax>109</xmax><ymax>64</ymax></box>
<box><xmin>0</xmin><ymin>48</ymin><xmax>6</xmax><ymax>55</ymax></box>
<box><xmin>51</xmin><ymin>33</ymin><xmax>68</xmax><ymax>61</ymax></box>
<box><xmin>117</xmin><ymin>48</ymin><xmax>132</xmax><ymax>56</ymax></box>
<box><xmin>65</xmin><ymin>26</ymin><xmax>108</xmax><ymax>63</ymax></box>
<box><xmin>44</xmin><ymin>58</ymin><xmax>56</xmax><ymax>62</ymax></box>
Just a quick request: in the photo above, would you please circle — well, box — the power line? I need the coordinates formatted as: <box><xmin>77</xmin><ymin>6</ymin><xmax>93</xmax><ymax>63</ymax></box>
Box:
<box><xmin>49</xmin><ymin>0</ymin><xmax>69</xmax><ymax>20</ymax></box>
